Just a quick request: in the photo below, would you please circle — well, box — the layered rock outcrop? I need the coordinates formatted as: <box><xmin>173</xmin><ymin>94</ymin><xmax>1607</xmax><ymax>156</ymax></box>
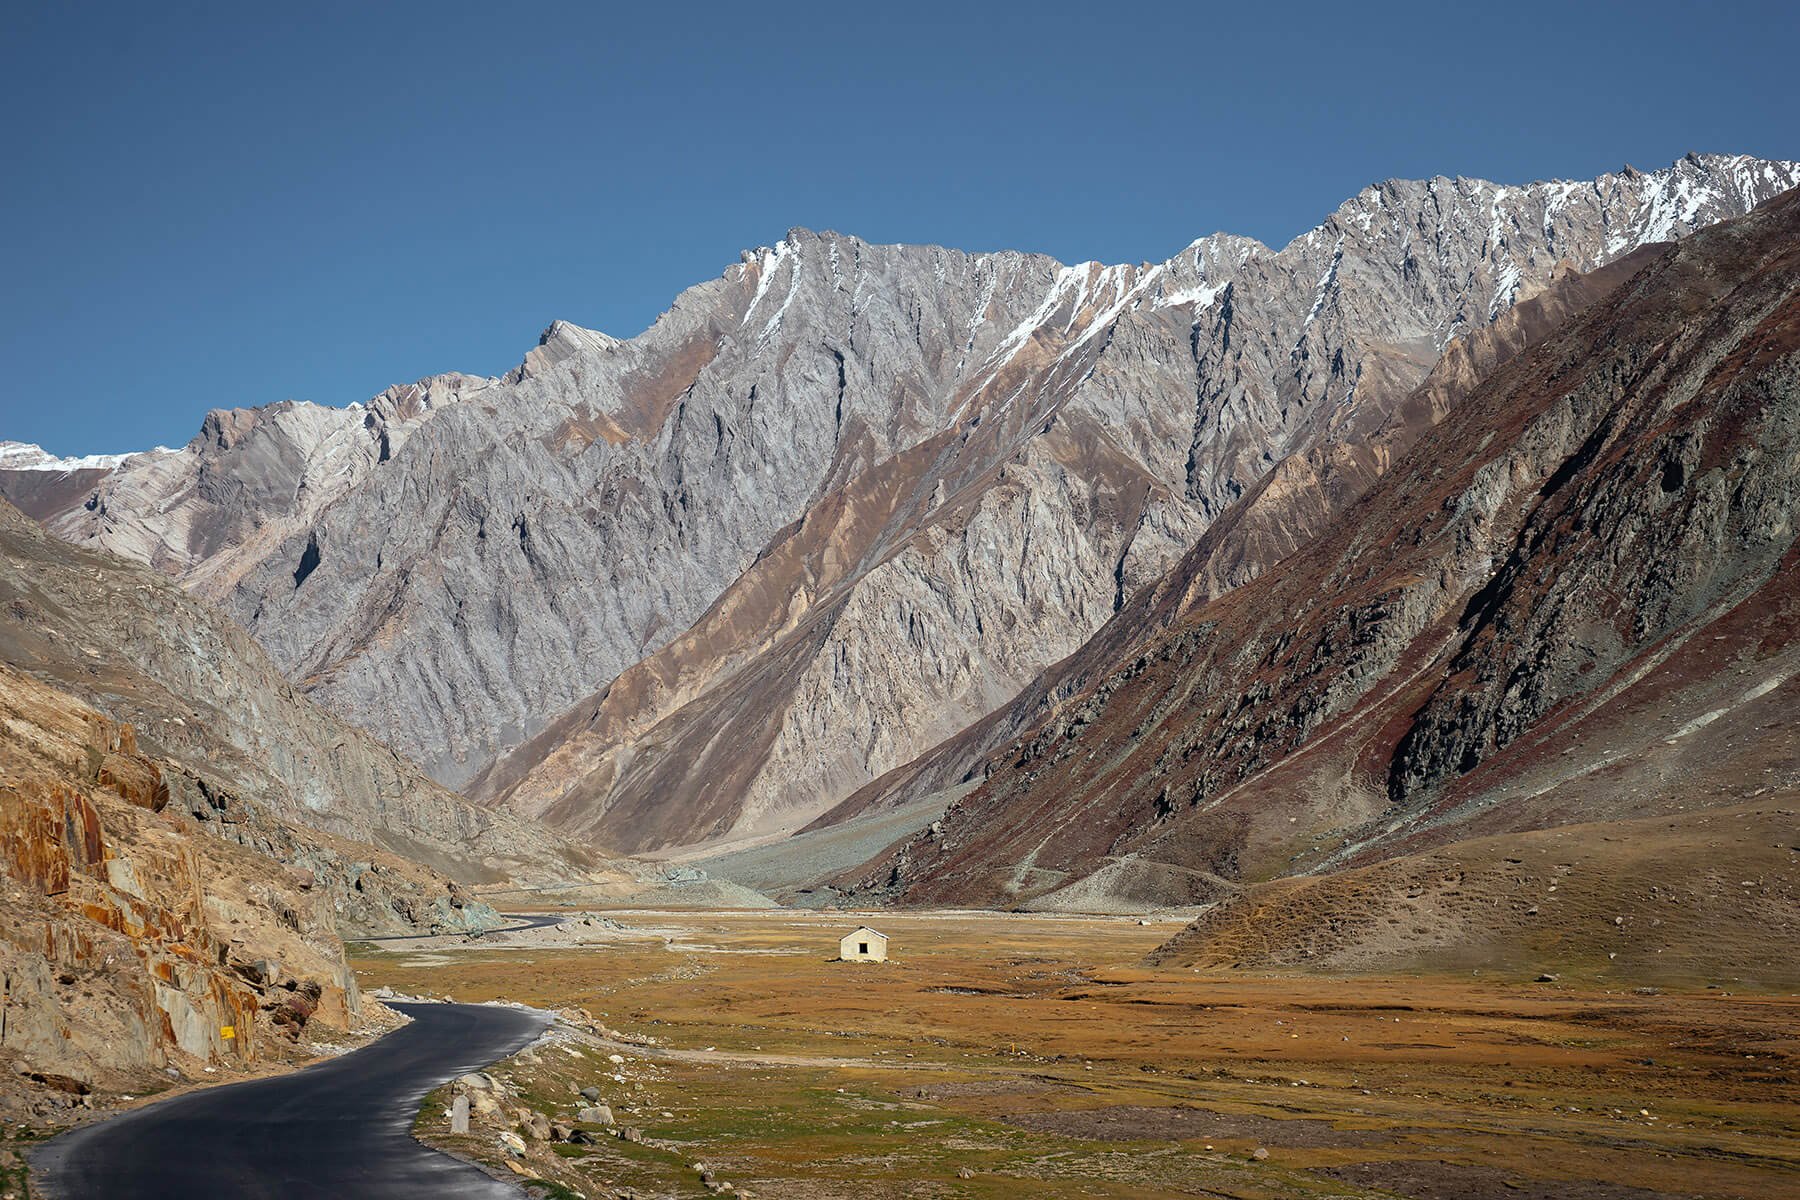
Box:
<box><xmin>0</xmin><ymin>663</ymin><xmax>357</xmax><ymax>1096</ymax></box>
<box><xmin>809</xmin><ymin>240</ymin><xmax>1662</xmax><ymax>846</ymax></box>
<box><xmin>0</xmin><ymin>490</ymin><xmax>624</xmax><ymax>1113</ymax></box>
<box><xmin>482</xmin><ymin>154</ymin><xmax>1800</xmax><ymax>851</ymax></box>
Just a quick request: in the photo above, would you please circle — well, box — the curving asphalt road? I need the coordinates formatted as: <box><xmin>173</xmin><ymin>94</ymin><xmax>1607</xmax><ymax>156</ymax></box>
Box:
<box><xmin>31</xmin><ymin>1002</ymin><xmax>549</xmax><ymax>1199</ymax></box>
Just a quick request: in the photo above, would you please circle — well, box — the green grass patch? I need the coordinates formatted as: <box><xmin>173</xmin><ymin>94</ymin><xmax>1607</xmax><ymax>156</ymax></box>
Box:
<box><xmin>524</xmin><ymin>1181</ymin><xmax>585</xmax><ymax>1200</ymax></box>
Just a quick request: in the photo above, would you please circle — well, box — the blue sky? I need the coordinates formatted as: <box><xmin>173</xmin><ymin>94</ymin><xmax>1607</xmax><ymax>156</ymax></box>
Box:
<box><xmin>4</xmin><ymin>1</ymin><xmax>1797</xmax><ymax>455</ymax></box>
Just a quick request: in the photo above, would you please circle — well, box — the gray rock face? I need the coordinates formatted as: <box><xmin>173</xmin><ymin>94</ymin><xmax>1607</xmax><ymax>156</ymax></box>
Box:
<box><xmin>11</xmin><ymin>154</ymin><xmax>1798</xmax><ymax>854</ymax></box>
<box><xmin>808</xmin><ymin>237</ymin><xmax>1670</xmax><ymax>857</ymax></box>
<box><xmin>481</xmin><ymin>154</ymin><xmax>1800</xmax><ymax>851</ymax></box>
<box><xmin>843</xmin><ymin>186</ymin><xmax>1800</xmax><ymax>912</ymax></box>
<box><xmin>0</xmin><ymin>499</ymin><xmax>606</xmax><ymax>889</ymax></box>
<box><xmin>20</xmin><ymin>375</ymin><xmax>485</xmax><ymax>595</ymax></box>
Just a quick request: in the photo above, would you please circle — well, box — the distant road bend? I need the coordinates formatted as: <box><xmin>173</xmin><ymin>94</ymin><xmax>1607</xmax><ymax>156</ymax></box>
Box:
<box><xmin>32</xmin><ymin>1002</ymin><xmax>549</xmax><ymax>1199</ymax></box>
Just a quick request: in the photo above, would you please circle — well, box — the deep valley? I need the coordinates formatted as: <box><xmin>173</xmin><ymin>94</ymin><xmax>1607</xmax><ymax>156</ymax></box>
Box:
<box><xmin>5</xmin><ymin>150</ymin><xmax>1800</xmax><ymax>1200</ymax></box>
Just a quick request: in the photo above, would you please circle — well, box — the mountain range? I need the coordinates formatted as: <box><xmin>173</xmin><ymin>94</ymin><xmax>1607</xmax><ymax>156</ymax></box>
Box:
<box><xmin>842</xmin><ymin>180</ymin><xmax>1800</xmax><ymax>975</ymax></box>
<box><xmin>4</xmin><ymin>151</ymin><xmax>1797</xmax><ymax>910</ymax></box>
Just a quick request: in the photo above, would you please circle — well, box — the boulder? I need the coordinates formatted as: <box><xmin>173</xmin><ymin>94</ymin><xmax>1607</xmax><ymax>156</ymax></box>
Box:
<box><xmin>267</xmin><ymin>980</ymin><xmax>323</xmax><ymax>1040</ymax></box>
<box><xmin>230</xmin><ymin>957</ymin><xmax>282</xmax><ymax>988</ymax></box>
<box><xmin>23</xmin><ymin>1070</ymin><xmax>89</xmax><ymax>1095</ymax></box>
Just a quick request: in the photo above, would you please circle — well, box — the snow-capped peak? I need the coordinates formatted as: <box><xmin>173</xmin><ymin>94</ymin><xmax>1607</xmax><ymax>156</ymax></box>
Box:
<box><xmin>0</xmin><ymin>440</ymin><xmax>158</xmax><ymax>472</ymax></box>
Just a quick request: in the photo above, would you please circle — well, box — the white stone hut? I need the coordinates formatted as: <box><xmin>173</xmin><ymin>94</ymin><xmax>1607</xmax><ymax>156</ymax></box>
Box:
<box><xmin>838</xmin><ymin>926</ymin><xmax>888</xmax><ymax>962</ymax></box>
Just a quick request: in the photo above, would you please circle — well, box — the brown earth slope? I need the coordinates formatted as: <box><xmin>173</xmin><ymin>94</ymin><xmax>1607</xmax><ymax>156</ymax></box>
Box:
<box><xmin>839</xmin><ymin>187</ymin><xmax>1800</xmax><ymax>941</ymax></box>
<box><xmin>1149</xmin><ymin>801</ymin><xmax>1798</xmax><ymax>987</ymax></box>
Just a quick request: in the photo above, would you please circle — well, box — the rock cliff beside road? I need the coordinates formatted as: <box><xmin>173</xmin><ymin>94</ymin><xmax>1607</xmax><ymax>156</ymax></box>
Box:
<box><xmin>0</xmin><ymin>495</ymin><xmax>622</xmax><ymax>1118</ymax></box>
<box><xmin>1</xmin><ymin>659</ymin><xmax>364</xmax><ymax>1114</ymax></box>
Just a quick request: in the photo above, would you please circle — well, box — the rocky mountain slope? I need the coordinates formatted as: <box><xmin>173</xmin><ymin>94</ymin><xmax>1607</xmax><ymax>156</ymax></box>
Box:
<box><xmin>800</xmin><ymin>241</ymin><xmax>1664</xmax><ymax>867</ymax></box>
<box><xmin>0</xmin><ymin>490</ymin><xmax>631</xmax><ymax>1119</ymax></box>
<box><xmin>0</xmin><ymin>500</ymin><xmax>609</xmax><ymax>886</ymax></box>
<box><xmin>9</xmin><ymin>154</ymin><xmax>1797</xmax><ymax>855</ymax></box>
<box><xmin>836</xmin><ymin>186</ymin><xmax>1800</xmax><ymax>921</ymax></box>
<box><xmin>1</xmin><ymin>660</ymin><xmax>367</xmax><ymax>1108</ymax></box>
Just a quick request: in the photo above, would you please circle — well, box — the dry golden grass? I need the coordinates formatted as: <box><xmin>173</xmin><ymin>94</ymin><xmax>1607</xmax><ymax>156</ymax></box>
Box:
<box><xmin>356</xmin><ymin>910</ymin><xmax>1800</xmax><ymax>1199</ymax></box>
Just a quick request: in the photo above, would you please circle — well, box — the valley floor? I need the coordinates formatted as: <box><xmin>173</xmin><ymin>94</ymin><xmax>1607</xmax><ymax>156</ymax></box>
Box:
<box><xmin>352</xmin><ymin>910</ymin><xmax>1799</xmax><ymax>1200</ymax></box>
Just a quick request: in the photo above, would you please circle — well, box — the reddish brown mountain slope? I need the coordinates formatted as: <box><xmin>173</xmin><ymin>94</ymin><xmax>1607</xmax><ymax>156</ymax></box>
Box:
<box><xmin>809</xmin><ymin>246</ymin><xmax>1662</xmax><ymax>849</ymax></box>
<box><xmin>841</xmin><ymin>187</ymin><xmax>1800</xmax><ymax>915</ymax></box>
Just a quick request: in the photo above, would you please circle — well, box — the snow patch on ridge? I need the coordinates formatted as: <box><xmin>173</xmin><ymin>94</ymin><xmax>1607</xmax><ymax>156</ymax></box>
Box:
<box><xmin>1152</xmin><ymin>282</ymin><xmax>1227</xmax><ymax>311</ymax></box>
<box><xmin>1304</xmin><ymin>238</ymin><xmax>1345</xmax><ymax>327</ymax></box>
<box><xmin>0</xmin><ymin>441</ymin><xmax>164</xmax><ymax>472</ymax></box>
<box><xmin>745</xmin><ymin>240</ymin><xmax>791</xmax><ymax>322</ymax></box>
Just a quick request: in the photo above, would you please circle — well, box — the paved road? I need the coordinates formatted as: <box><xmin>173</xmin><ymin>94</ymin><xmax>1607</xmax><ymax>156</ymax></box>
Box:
<box><xmin>31</xmin><ymin>1002</ymin><xmax>549</xmax><ymax>1199</ymax></box>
